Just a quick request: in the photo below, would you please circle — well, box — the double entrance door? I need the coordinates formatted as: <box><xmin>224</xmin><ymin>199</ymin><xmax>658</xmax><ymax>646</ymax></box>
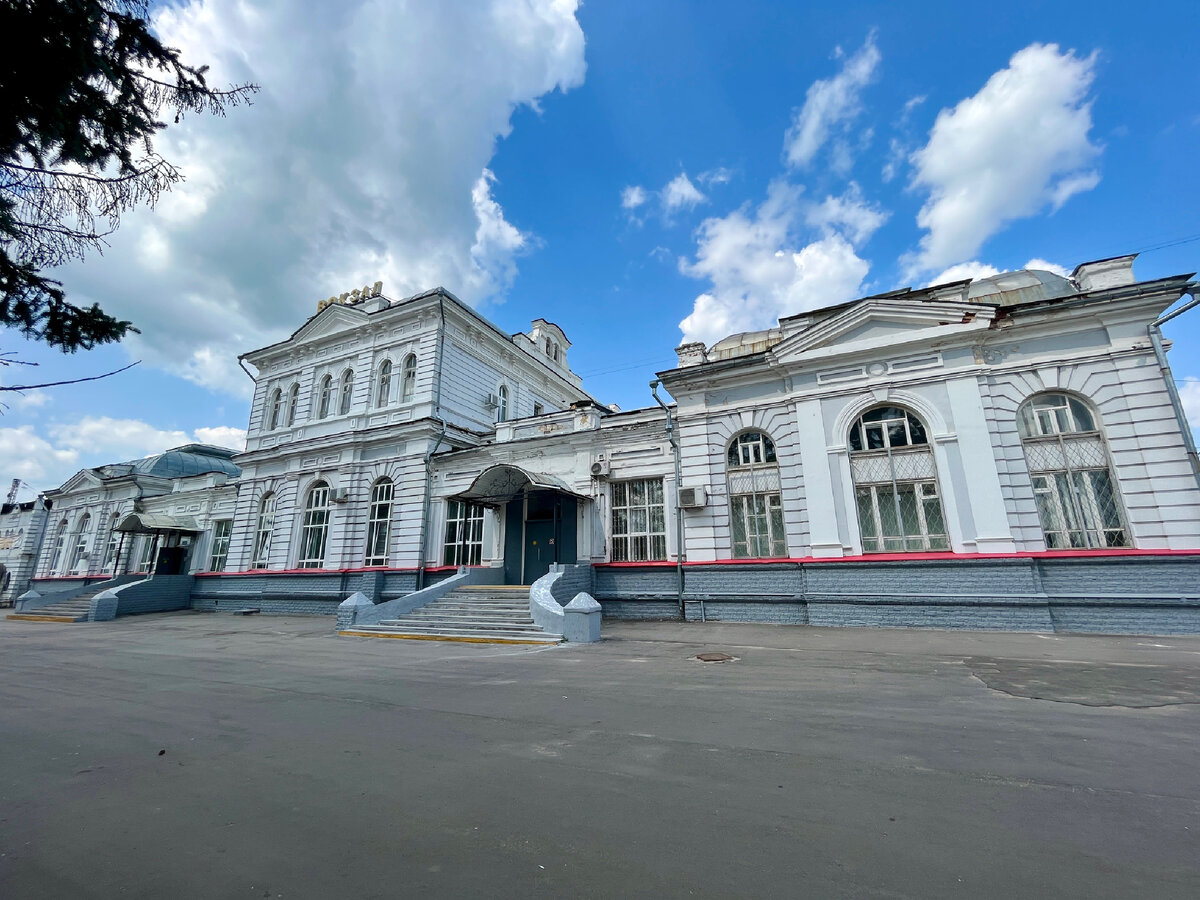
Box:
<box><xmin>503</xmin><ymin>489</ymin><xmax>577</xmax><ymax>585</ymax></box>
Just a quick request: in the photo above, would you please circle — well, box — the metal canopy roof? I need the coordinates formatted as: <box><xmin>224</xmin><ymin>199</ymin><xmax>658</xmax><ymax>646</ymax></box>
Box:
<box><xmin>116</xmin><ymin>513</ymin><xmax>202</xmax><ymax>534</ymax></box>
<box><xmin>455</xmin><ymin>465</ymin><xmax>587</xmax><ymax>504</ymax></box>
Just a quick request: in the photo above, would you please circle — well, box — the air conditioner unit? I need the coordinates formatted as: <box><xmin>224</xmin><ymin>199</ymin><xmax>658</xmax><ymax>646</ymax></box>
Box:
<box><xmin>677</xmin><ymin>486</ymin><xmax>707</xmax><ymax>509</ymax></box>
<box><xmin>484</xmin><ymin>393</ymin><xmax>499</xmax><ymax>409</ymax></box>
<box><xmin>330</xmin><ymin>488</ymin><xmax>349</xmax><ymax>503</ymax></box>
<box><xmin>590</xmin><ymin>459</ymin><xmax>610</xmax><ymax>478</ymax></box>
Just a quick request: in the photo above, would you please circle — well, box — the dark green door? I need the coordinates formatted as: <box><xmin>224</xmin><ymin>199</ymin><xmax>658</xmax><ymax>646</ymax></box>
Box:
<box><xmin>523</xmin><ymin>520</ymin><xmax>555</xmax><ymax>584</ymax></box>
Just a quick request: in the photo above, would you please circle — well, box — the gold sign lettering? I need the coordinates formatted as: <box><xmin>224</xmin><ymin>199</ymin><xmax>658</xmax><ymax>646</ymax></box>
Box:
<box><xmin>316</xmin><ymin>281</ymin><xmax>384</xmax><ymax>313</ymax></box>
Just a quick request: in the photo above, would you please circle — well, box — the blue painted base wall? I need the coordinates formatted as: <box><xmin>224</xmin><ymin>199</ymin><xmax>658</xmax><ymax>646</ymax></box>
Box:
<box><xmin>594</xmin><ymin>556</ymin><xmax>1200</xmax><ymax>634</ymax></box>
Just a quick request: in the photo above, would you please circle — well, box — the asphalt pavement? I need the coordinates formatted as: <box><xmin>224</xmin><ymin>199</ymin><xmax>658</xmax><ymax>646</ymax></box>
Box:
<box><xmin>2</xmin><ymin>612</ymin><xmax>1198</xmax><ymax>898</ymax></box>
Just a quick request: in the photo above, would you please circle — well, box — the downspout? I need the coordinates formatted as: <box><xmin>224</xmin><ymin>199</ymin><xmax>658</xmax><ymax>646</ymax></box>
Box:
<box><xmin>1149</xmin><ymin>284</ymin><xmax>1200</xmax><ymax>490</ymax></box>
<box><xmin>417</xmin><ymin>292</ymin><xmax>449</xmax><ymax>590</ymax></box>
<box><xmin>651</xmin><ymin>381</ymin><xmax>695</xmax><ymax>621</ymax></box>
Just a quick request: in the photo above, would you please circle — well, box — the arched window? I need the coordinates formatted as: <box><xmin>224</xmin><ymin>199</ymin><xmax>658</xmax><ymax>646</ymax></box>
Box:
<box><xmin>47</xmin><ymin>519</ymin><xmax>67</xmax><ymax>573</ymax></box>
<box><xmin>727</xmin><ymin>432</ymin><xmax>786</xmax><ymax>558</ymax></box>
<box><xmin>1018</xmin><ymin>393</ymin><xmax>1127</xmax><ymax>548</ymax></box>
<box><xmin>364</xmin><ymin>478</ymin><xmax>394</xmax><ymax>566</ymax></box>
<box><xmin>497</xmin><ymin>384</ymin><xmax>509</xmax><ymax>422</ymax></box>
<box><xmin>339</xmin><ymin>370</ymin><xmax>354</xmax><ymax>415</ymax></box>
<box><xmin>102</xmin><ymin>513</ymin><xmax>121</xmax><ymax>571</ymax></box>
<box><xmin>318</xmin><ymin>375</ymin><xmax>334</xmax><ymax>419</ymax></box>
<box><xmin>267</xmin><ymin>388</ymin><xmax>283</xmax><ymax>430</ymax></box>
<box><xmin>298</xmin><ymin>481</ymin><xmax>331</xmax><ymax>568</ymax></box>
<box><xmin>251</xmin><ymin>492</ymin><xmax>276</xmax><ymax>568</ymax></box>
<box><xmin>376</xmin><ymin>360</ymin><xmax>392</xmax><ymax>407</ymax></box>
<box><xmin>286</xmin><ymin>383</ymin><xmax>300</xmax><ymax>426</ymax></box>
<box><xmin>69</xmin><ymin>513</ymin><xmax>91</xmax><ymax>572</ymax></box>
<box><xmin>849</xmin><ymin>406</ymin><xmax>948</xmax><ymax>552</ymax></box>
<box><xmin>401</xmin><ymin>354</ymin><xmax>417</xmax><ymax>403</ymax></box>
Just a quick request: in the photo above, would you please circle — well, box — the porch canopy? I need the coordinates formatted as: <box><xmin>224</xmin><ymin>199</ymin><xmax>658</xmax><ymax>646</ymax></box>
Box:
<box><xmin>454</xmin><ymin>464</ymin><xmax>588</xmax><ymax>505</ymax></box>
<box><xmin>115</xmin><ymin>512</ymin><xmax>202</xmax><ymax>534</ymax></box>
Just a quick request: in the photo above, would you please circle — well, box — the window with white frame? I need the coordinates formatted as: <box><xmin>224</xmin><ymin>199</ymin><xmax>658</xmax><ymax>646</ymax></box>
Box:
<box><xmin>339</xmin><ymin>370</ymin><xmax>354</xmax><ymax>415</ymax></box>
<box><xmin>136</xmin><ymin>534</ymin><xmax>158</xmax><ymax>573</ymax></box>
<box><xmin>251</xmin><ymin>492</ymin><xmax>276</xmax><ymax>568</ymax></box>
<box><xmin>611</xmin><ymin>479</ymin><xmax>667</xmax><ymax>561</ymax></box>
<box><xmin>401</xmin><ymin>354</ymin><xmax>417</xmax><ymax>403</ymax></box>
<box><xmin>533</xmin><ymin>402</ymin><xmax>544</xmax><ymax>417</ymax></box>
<box><xmin>1018</xmin><ymin>392</ymin><xmax>1127</xmax><ymax>548</ymax></box>
<box><xmin>68</xmin><ymin>513</ymin><xmax>91</xmax><ymax>572</ymax></box>
<box><xmin>727</xmin><ymin>432</ymin><xmax>787</xmax><ymax>558</ymax></box>
<box><xmin>47</xmin><ymin>519</ymin><xmax>67</xmax><ymax>573</ymax></box>
<box><xmin>208</xmin><ymin>520</ymin><xmax>233</xmax><ymax>572</ymax></box>
<box><xmin>286</xmin><ymin>382</ymin><xmax>300</xmax><ymax>426</ymax></box>
<box><xmin>318</xmin><ymin>375</ymin><xmax>334</xmax><ymax>418</ymax></box>
<box><xmin>364</xmin><ymin>478</ymin><xmax>393</xmax><ymax>567</ymax></box>
<box><xmin>267</xmin><ymin>388</ymin><xmax>283</xmax><ymax>430</ymax></box>
<box><xmin>496</xmin><ymin>384</ymin><xmax>509</xmax><ymax>422</ymax></box>
<box><xmin>443</xmin><ymin>500</ymin><xmax>484</xmax><ymax>566</ymax></box>
<box><xmin>376</xmin><ymin>360</ymin><xmax>392</xmax><ymax>407</ymax></box>
<box><xmin>849</xmin><ymin>406</ymin><xmax>949</xmax><ymax>552</ymax></box>
<box><xmin>298</xmin><ymin>482</ymin><xmax>331</xmax><ymax>568</ymax></box>
<box><xmin>102</xmin><ymin>514</ymin><xmax>121</xmax><ymax>571</ymax></box>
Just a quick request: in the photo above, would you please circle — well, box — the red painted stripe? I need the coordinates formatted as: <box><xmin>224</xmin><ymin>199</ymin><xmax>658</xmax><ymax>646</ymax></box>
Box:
<box><xmin>594</xmin><ymin>547</ymin><xmax>1200</xmax><ymax>568</ymax></box>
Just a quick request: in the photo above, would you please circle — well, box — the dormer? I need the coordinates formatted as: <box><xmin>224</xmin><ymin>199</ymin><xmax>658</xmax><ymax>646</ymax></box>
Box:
<box><xmin>526</xmin><ymin>319</ymin><xmax>571</xmax><ymax>373</ymax></box>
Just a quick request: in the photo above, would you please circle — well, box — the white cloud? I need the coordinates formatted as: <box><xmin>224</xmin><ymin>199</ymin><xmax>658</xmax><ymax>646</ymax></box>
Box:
<box><xmin>783</xmin><ymin>33</ymin><xmax>880</xmax><ymax>169</ymax></box>
<box><xmin>678</xmin><ymin>181</ymin><xmax>870</xmax><ymax>345</ymax></box>
<box><xmin>621</xmin><ymin>185</ymin><xmax>648</xmax><ymax>209</ymax></box>
<box><xmin>698</xmin><ymin>167</ymin><xmax>734</xmax><ymax>186</ymax></box>
<box><xmin>662</xmin><ymin>173</ymin><xmax>708</xmax><ymax>213</ymax></box>
<box><xmin>1024</xmin><ymin>258</ymin><xmax>1071</xmax><ymax>278</ymax></box>
<box><xmin>927</xmin><ymin>261</ymin><xmax>1000</xmax><ymax>285</ymax></box>
<box><xmin>804</xmin><ymin>182</ymin><xmax>888</xmax><ymax>246</ymax></box>
<box><xmin>905</xmin><ymin>43</ymin><xmax>1100</xmax><ymax>277</ymax></box>
<box><xmin>49</xmin><ymin>417</ymin><xmax>193</xmax><ymax>460</ymax></box>
<box><xmin>3</xmin><ymin>390</ymin><xmax>50</xmax><ymax>411</ymax></box>
<box><xmin>0</xmin><ymin>427</ymin><xmax>78</xmax><ymax>486</ymax></box>
<box><xmin>193</xmin><ymin>426</ymin><xmax>248</xmax><ymax>451</ymax></box>
<box><xmin>56</xmin><ymin>0</ymin><xmax>587</xmax><ymax>397</ymax></box>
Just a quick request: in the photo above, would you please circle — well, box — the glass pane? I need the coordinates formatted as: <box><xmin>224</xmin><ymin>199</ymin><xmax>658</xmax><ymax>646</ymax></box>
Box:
<box><xmin>908</xmin><ymin>415</ymin><xmax>927</xmax><ymax>446</ymax></box>
<box><xmin>1088</xmin><ymin>470</ymin><xmax>1123</xmax><ymax>532</ymax></box>
<box><xmin>923</xmin><ymin>496</ymin><xmax>947</xmax><ymax>540</ymax></box>
<box><xmin>769</xmin><ymin>499</ymin><xmax>785</xmax><ymax>557</ymax></box>
<box><xmin>613</xmin><ymin>509</ymin><xmax>628</xmax><ymax>536</ymax></box>
<box><xmin>849</xmin><ymin>425</ymin><xmax>863</xmax><ymax>452</ymax></box>
<box><xmin>763</xmin><ymin>437</ymin><xmax>776</xmax><ymax>463</ymax></box>
<box><xmin>887</xmin><ymin>422</ymin><xmax>908</xmax><ymax>448</ymax></box>
<box><xmin>648</xmin><ymin>479</ymin><xmax>664</xmax><ymax>503</ymax></box>
<box><xmin>876</xmin><ymin>486</ymin><xmax>899</xmax><ymax>535</ymax></box>
<box><xmin>612</xmin><ymin>482</ymin><xmax>627</xmax><ymax>506</ymax></box>
<box><xmin>856</xmin><ymin>488</ymin><xmax>877</xmax><ymax>539</ymax></box>
<box><xmin>631</xmin><ymin>480</ymin><xmax>647</xmax><ymax>505</ymax></box>
<box><xmin>866</xmin><ymin>424</ymin><xmax>885</xmax><ymax>450</ymax></box>
<box><xmin>632</xmin><ymin>536</ymin><xmax>648</xmax><ymax>561</ymax></box>
<box><xmin>730</xmin><ymin>497</ymin><xmax>748</xmax><ymax>557</ymax></box>
<box><xmin>650</xmin><ymin>535</ymin><xmax>666</xmax><ymax>560</ymax></box>
<box><xmin>650</xmin><ymin>505</ymin><xmax>665</xmax><ymax>533</ymax></box>
<box><xmin>1068</xmin><ymin>398</ymin><xmax>1095</xmax><ymax>432</ymax></box>
<box><xmin>631</xmin><ymin>508</ymin><xmax>648</xmax><ymax>533</ymax></box>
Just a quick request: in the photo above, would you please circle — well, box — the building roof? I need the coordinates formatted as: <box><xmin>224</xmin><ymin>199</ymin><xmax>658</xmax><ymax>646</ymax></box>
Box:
<box><xmin>964</xmin><ymin>269</ymin><xmax>1074</xmax><ymax>306</ymax></box>
<box><xmin>97</xmin><ymin>444</ymin><xmax>241</xmax><ymax>480</ymax></box>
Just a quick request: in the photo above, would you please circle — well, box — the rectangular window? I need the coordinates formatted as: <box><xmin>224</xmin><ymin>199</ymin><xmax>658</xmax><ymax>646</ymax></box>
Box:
<box><xmin>611</xmin><ymin>479</ymin><xmax>667</xmax><ymax>562</ymax></box>
<box><xmin>208</xmin><ymin>520</ymin><xmax>232</xmax><ymax>572</ymax></box>
<box><xmin>298</xmin><ymin>486</ymin><xmax>331</xmax><ymax>569</ymax></box>
<box><xmin>136</xmin><ymin>535</ymin><xmax>158</xmax><ymax>573</ymax></box>
<box><xmin>856</xmin><ymin>480</ymin><xmax>949</xmax><ymax>552</ymax></box>
<box><xmin>252</xmin><ymin>496</ymin><xmax>276</xmax><ymax>568</ymax></box>
<box><xmin>443</xmin><ymin>500</ymin><xmax>484</xmax><ymax>566</ymax></box>
<box><xmin>364</xmin><ymin>481</ymin><xmax>394</xmax><ymax>567</ymax></box>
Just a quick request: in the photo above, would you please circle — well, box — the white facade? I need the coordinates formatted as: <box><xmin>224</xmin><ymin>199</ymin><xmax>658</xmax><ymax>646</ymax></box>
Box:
<box><xmin>24</xmin><ymin>256</ymin><xmax>1200</xmax><ymax>599</ymax></box>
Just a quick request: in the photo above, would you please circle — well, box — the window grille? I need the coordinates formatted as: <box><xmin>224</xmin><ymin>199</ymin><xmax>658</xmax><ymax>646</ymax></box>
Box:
<box><xmin>267</xmin><ymin>388</ymin><xmax>282</xmax><ymax>430</ymax></box>
<box><xmin>318</xmin><ymin>375</ymin><xmax>333</xmax><ymax>419</ymax></box>
<box><xmin>497</xmin><ymin>385</ymin><xmax>509</xmax><ymax>422</ymax></box>
<box><xmin>443</xmin><ymin>500</ymin><xmax>484</xmax><ymax>566</ymax></box>
<box><xmin>364</xmin><ymin>479</ymin><xmax>394</xmax><ymax>566</ymax></box>
<box><xmin>46</xmin><ymin>520</ymin><xmax>67</xmax><ymax>574</ymax></box>
<box><xmin>208</xmin><ymin>520</ymin><xmax>232</xmax><ymax>572</ymax></box>
<box><xmin>298</xmin><ymin>483</ymin><xmax>331</xmax><ymax>568</ymax></box>
<box><xmin>376</xmin><ymin>361</ymin><xmax>392</xmax><ymax>407</ymax></box>
<box><xmin>287</xmin><ymin>383</ymin><xmax>299</xmax><ymax>426</ymax></box>
<box><xmin>339</xmin><ymin>370</ymin><xmax>354</xmax><ymax>416</ymax></box>
<box><xmin>727</xmin><ymin>432</ymin><xmax>787</xmax><ymax>558</ymax></box>
<box><xmin>251</xmin><ymin>493</ymin><xmax>276</xmax><ymax>568</ymax></box>
<box><xmin>102</xmin><ymin>515</ymin><xmax>121</xmax><ymax>571</ymax></box>
<box><xmin>849</xmin><ymin>406</ymin><xmax>949</xmax><ymax>552</ymax></box>
<box><xmin>401</xmin><ymin>354</ymin><xmax>416</xmax><ymax>403</ymax></box>
<box><xmin>611</xmin><ymin>479</ymin><xmax>667</xmax><ymax>561</ymax></box>
<box><xmin>1018</xmin><ymin>393</ymin><xmax>1127</xmax><ymax>548</ymax></box>
<box><xmin>68</xmin><ymin>513</ymin><xmax>90</xmax><ymax>572</ymax></box>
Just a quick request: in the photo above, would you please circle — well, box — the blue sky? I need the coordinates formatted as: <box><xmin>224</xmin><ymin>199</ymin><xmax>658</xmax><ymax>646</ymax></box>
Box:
<box><xmin>3</xmin><ymin>0</ymin><xmax>1199</xmax><ymax>497</ymax></box>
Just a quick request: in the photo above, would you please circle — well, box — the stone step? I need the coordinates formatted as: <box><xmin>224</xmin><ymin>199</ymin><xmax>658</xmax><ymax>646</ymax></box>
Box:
<box><xmin>341</xmin><ymin>624</ymin><xmax>562</xmax><ymax>644</ymax></box>
<box><xmin>407</xmin><ymin>609</ymin><xmax>534</xmax><ymax>620</ymax></box>
<box><xmin>420</xmin><ymin>603</ymin><xmax>530</xmax><ymax>613</ymax></box>
<box><xmin>383</xmin><ymin>615</ymin><xmax>540</xmax><ymax>628</ymax></box>
<box><xmin>7</xmin><ymin>611</ymin><xmax>88</xmax><ymax>623</ymax></box>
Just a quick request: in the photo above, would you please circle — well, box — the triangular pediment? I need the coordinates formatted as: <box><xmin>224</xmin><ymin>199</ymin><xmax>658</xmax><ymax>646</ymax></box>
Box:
<box><xmin>289</xmin><ymin>303</ymin><xmax>369</xmax><ymax>346</ymax></box>
<box><xmin>56</xmin><ymin>468</ymin><xmax>105</xmax><ymax>494</ymax></box>
<box><xmin>770</xmin><ymin>298</ymin><xmax>993</xmax><ymax>362</ymax></box>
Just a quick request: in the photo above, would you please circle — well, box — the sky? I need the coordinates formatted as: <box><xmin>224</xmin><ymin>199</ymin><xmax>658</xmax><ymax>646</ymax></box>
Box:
<box><xmin>3</xmin><ymin>0</ymin><xmax>1200</xmax><ymax>498</ymax></box>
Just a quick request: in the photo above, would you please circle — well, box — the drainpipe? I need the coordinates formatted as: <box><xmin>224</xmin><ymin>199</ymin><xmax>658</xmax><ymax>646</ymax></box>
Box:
<box><xmin>651</xmin><ymin>381</ymin><xmax>695</xmax><ymax>621</ymax></box>
<box><xmin>1149</xmin><ymin>284</ymin><xmax>1200</xmax><ymax>490</ymax></box>
<box><xmin>416</xmin><ymin>292</ymin><xmax>449</xmax><ymax>590</ymax></box>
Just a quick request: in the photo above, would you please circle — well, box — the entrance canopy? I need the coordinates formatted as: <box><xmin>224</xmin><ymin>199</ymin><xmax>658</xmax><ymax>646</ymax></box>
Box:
<box><xmin>115</xmin><ymin>512</ymin><xmax>201</xmax><ymax>534</ymax></box>
<box><xmin>455</xmin><ymin>464</ymin><xmax>588</xmax><ymax>504</ymax></box>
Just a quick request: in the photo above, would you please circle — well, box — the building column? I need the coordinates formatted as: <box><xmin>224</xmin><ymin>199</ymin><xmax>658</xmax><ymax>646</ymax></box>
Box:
<box><xmin>795</xmin><ymin>398</ymin><xmax>844</xmax><ymax>557</ymax></box>
<box><xmin>945</xmin><ymin>376</ymin><xmax>1016</xmax><ymax>553</ymax></box>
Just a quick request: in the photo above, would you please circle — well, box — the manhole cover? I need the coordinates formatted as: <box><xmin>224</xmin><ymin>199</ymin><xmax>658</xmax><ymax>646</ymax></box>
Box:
<box><xmin>695</xmin><ymin>652</ymin><xmax>735</xmax><ymax>663</ymax></box>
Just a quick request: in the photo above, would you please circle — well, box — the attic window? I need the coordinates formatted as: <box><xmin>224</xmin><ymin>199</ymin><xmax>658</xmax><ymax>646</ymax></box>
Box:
<box><xmin>545</xmin><ymin>338</ymin><xmax>559</xmax><ymax>361</ymax></box>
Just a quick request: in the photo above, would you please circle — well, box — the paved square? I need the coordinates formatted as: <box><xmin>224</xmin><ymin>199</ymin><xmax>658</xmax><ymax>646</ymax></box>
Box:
<box><xmin>2</xmin><ymin>613</ymin><xmax>1198</xmax><ymax>898</ymax></box>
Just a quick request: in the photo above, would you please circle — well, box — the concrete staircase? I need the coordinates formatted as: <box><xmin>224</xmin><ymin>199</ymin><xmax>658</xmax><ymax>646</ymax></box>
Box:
<box><xmin>7</xmin><ymin>589</ymin><xmax>104</xmax><ymax>623</ymax></box>
<box><xmin>340</xmin><ymin>585</ymin><xmax>562</xmax><ymax>644</ymax></box>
